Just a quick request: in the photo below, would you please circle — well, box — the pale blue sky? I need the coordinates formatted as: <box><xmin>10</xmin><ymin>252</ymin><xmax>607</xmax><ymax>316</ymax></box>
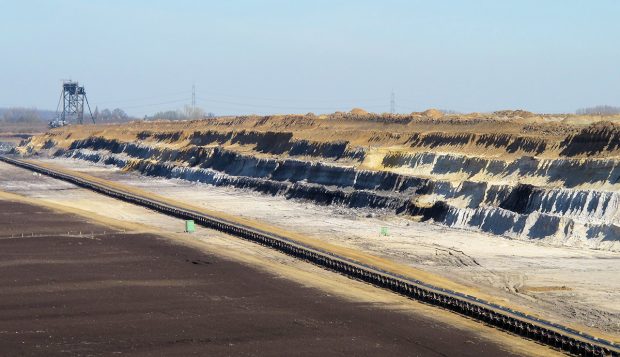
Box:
<box><xmin>1</xmin><ymin>0</ymin><xmax>618</xmax><ymax>116</ymax></box>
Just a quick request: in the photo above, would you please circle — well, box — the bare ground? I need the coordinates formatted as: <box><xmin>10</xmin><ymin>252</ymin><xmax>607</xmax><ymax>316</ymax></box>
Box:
<box><xmin>12</xmin><ymin>157</ymin><xmax>619</xmax><ymax>339</ymax></box>
<box><xmin>0</xmin><ymin>161</ymin><xmax>565</xmax><ymax>356</ymax></box>
<box><xmin>0</xmin><ymin>195</ymin><xmax>540</xmax><ymax>356</ymax></box>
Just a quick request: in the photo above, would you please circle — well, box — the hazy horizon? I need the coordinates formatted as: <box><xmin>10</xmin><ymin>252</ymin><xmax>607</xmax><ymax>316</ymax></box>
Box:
<box><xmin>1</xmin><ymin>0</ymin><xmax>618</xmax><ymax>117</ymax></box>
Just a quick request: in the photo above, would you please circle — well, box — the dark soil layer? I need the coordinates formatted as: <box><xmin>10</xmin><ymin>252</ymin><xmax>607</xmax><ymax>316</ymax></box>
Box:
<box><xmin>0</xmin><ymin>200</ymin><xmax>521</xmax><ymax>356</ymax></box>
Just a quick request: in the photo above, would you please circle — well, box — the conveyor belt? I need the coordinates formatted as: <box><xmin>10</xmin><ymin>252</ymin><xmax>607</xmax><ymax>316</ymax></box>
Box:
<box><xmin>1</xmin><ymin>155</ymin><xmax>618</xmax><ymax>356</ymax></box>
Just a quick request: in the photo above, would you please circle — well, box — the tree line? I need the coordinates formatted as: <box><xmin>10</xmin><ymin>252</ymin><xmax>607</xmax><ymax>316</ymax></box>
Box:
<box><xmin>1</xmin><ymin>107</ymin><xmax>43</xmax><ymax>124</ymax></box>
<box><xmin>145</xmin><ymin>105</ymin><xmax>214</xmax><ymax>121</ymax></box>
<box><xmin>576</xmin><ymin>105</ymin><xmax>620</xmax><ymax>115</ymax></box>
<box><xmin>93</xmin><ymin>107</ymin><xmax>133</xmax><ymax>122</ymax></box>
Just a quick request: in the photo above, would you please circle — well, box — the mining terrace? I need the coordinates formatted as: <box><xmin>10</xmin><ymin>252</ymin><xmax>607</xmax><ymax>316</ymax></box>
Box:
<box><xmin>3</xmin><ymin>109</ymin><xmax>620</xmax><ymax>355</ymax></box>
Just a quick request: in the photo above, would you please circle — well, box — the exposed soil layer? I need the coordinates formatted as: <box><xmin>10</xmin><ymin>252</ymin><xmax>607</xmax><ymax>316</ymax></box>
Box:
<box><xmin>0</xmin><ymin>199</ymin><xmax>521</xmax><ymax>356</ymax></box>
<box><xmin>18</xmin><ymin>114</ymin><xmax>620</xmax><ymax>250</ymax></box>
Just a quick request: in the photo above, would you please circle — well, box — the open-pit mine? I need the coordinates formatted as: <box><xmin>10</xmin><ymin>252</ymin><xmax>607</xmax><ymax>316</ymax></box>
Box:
<box><xmin>3</xmin><ymin>109</ymin><xmax>620</xmax><ymax>355</ymax></box>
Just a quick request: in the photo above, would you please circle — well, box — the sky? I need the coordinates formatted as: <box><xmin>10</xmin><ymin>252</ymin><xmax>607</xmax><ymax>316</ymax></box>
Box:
<box><xmin>0</xmin><ymin>0</ymin><xmax>619</xmax><ymax>116</ymax></box>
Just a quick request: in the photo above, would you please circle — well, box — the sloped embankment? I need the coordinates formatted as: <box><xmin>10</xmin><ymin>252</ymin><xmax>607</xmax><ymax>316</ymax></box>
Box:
<box><xmin>19</xmin><ymin>114</ymin><xmax>620</xmax><ymax>250</ymax></box>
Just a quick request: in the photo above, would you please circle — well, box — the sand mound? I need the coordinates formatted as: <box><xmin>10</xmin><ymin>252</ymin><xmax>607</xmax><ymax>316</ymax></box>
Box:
<box><xmin>350</xmin><ymin>108</ymin><xmax>369</xmax><ymax>116</ymax></box>
<box><xmin>422</xmin><ymin>109</ymin><xmax>443</xmax><ymax>119</ymax></box>
<box><xmin>494</xmin><ymin>110</ymin><xmax>535</xmax><ymax>118</ymax></box>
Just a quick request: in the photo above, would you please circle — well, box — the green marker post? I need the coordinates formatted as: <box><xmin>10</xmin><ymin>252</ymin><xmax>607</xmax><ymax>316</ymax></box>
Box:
<box><xmin>185</xmin><ymin>220</ymin><xmax>195</xmax><ymax>233</ymax></box>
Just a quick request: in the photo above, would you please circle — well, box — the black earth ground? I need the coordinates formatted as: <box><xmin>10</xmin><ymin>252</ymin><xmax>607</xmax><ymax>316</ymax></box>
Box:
<box><xmin>0</xmin><ymin>200</ymin><xmax>521</xmax><ymax>356</ymax></box>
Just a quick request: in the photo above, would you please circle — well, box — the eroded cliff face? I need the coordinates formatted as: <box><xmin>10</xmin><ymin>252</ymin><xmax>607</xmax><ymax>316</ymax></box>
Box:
<box><xmin>17</xmin><ymin>113</ymin><xmax>620</xmax><ymax>250</ymax></box>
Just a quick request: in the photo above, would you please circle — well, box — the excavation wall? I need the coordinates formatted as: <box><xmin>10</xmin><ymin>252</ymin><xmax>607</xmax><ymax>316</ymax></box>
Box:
<box><xmin>18</xmin><ymin>114</ymin><xmax>620</xmax><ymax>250</ymax></box>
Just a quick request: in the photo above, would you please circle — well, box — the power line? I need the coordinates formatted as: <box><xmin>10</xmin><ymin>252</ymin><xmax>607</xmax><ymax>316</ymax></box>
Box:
<box><xmin>390</xmin><ymin>90</ymin><xmax>396</xmax><ymax>114</ymax></box>
<box><xmin>198</xmin><ymin>90</ymin><xmax>386</xmax><ymax>104</ymax></box>
<box><xmin>94</xmin><ymin>90</ymin><xmax>191</xmax><ymax>106</ymax></box>
<box><xmin>197</xmin><ymin>97</ymin><xmax>387</xmax><ymax>111</ymax></box>
<box><xmin>90</xmin><ymin>87</ymin><xmax>400</xmax><ymax>114</ymax></box>
<box><xmin>121</xmin><ymin>98</ymin><xmax>189</xmax><ymax>110</ymax></box>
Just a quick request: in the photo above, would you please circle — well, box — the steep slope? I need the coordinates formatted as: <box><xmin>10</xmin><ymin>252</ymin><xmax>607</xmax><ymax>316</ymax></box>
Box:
<box><xmin>17</xmin><ymin>111</ymin><xmax>620</xmax><ymax>250</ymax></box>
